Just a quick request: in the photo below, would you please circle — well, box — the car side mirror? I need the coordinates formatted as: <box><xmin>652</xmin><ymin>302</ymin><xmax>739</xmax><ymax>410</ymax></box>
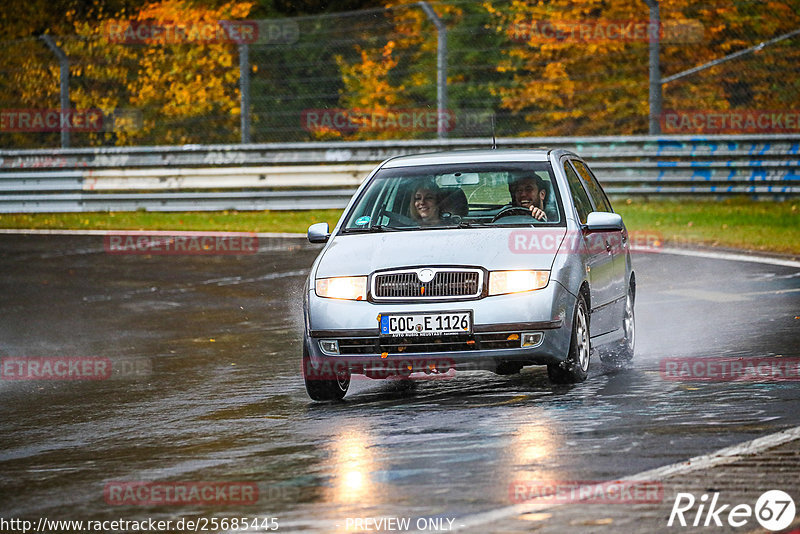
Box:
<box><xmin>584</xmin><ymin>212</ymin><xmax>623</xmax><ymax>232</ymax></box>
<box><xmin>307</xmin><ymin>222</ymin><xmax>330</xmax><ymax>243</ymax></box>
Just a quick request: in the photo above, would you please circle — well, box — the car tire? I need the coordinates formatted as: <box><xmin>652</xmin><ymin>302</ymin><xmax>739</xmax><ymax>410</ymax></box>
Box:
<box><xmin>600</xmin><ymin>286</ymin><xmax>635</xmax><ymax>367</ymax></box>
<box><xmin>547</xmin><ymin>294</ymin><xmax>590</xmax><ymax>384</ymax></box>
<box><xmin>302</xmin><ymin>341</ymin><xmax>350</xmax><ymax>401</ymax></box>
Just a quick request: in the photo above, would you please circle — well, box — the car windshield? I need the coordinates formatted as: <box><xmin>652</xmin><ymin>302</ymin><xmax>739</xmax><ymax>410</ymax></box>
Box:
<box><xmin>342</xmin><ymin>162</ymin><xmax>563</xmax><ymax>232</ymax></box>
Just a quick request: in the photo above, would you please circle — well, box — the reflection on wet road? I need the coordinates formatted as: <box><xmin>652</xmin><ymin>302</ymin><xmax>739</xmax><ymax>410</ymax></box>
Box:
<box><xmin>0</xmin><ymin>235</ymin><xmax>798</xmax><ymax>530</ymax></box>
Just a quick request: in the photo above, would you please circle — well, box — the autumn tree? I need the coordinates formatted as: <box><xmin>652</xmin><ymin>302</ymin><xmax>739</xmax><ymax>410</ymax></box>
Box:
<box><xmin>70</xmin><ymin>0</ymin><xmax>254</xmax><ymax>145</ymax></box>
<box><xmin>332</xmin><ymin>0</ymin><xmax>800</xmax><ymax>138</ymax></box>
<box><xmin>1</xmin><ymin>0</ymin><xmax>254</xmax><ymax>147</ymax></box>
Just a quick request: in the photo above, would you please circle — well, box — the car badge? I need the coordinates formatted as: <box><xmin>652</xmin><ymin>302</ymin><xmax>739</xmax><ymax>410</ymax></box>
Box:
<box><xmin>417</xmin><ymin>269</ymin><xmax>435</xmax><ymax>283</ymax></box>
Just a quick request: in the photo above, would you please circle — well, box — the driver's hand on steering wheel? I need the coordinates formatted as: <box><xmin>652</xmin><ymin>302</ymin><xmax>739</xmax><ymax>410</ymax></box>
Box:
<box><xmin>528</xmin><ymin>206</ymin><xmax>547</xmax><ymax>221</ymax></box>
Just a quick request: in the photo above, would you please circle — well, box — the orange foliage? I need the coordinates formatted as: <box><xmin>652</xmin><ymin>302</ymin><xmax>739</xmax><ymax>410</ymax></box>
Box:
<box><xmin>64</xmin><ymin>0</ymin><xmax>252</xmax><ymax>144</ymax></box>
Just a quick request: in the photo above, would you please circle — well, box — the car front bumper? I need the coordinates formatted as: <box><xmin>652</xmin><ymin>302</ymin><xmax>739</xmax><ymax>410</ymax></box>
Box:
<box><xmin>304</xmin><ymin>280</ymin><xmax>577</xmax><ymax>374</ymax></box>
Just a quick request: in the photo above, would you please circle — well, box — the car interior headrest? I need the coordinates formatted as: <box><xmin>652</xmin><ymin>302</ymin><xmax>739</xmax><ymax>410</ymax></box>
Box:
<box><xmin>439</xmin><ymin>188</ymin><xmax>469</xmax><ymax>217</ymax></box>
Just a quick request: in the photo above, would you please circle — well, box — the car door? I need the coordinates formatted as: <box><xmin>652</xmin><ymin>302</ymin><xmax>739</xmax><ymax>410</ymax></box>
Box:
<box><xmin>571</xmin><ymin>159</ymin><xmax>627</xmax><ymax>331</ymax></box>
<box><xmin>562</xmin><ymin>159</ymin><xmax>617</xmax><ymax>336</ymax></box>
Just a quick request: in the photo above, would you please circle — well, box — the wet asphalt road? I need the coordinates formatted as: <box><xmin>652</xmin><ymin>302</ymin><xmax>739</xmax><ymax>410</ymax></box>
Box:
<box><xmin>0</xmin><ymin>235</ymin><xmax>798</xmax><ymax>532</ymax></box>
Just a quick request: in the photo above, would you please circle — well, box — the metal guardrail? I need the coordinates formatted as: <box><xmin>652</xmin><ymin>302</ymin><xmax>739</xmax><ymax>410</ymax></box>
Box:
<box><xmin>0</xmin><ymin>135</ymin><xmax>798</xmax><ymax>212</ymax></box>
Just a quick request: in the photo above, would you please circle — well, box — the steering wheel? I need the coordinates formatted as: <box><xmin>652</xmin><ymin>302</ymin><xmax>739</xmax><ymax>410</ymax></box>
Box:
<box><xmin>490</xmin><ymin>206</ymin><xmax>533</xmax><ymax>223</ymax></box>
<box><xmin>383</xmin><ymin>210</ymin><xmax>416</xmax><ymax>226</ymax></box>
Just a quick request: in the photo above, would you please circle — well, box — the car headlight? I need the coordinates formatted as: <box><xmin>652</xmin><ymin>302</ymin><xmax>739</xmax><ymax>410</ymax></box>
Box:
<box><xmin>315</xmin><ymin>276</ymin><xmax>367</xmax><ymax>300</ymax></box>
<box><xmin>488</xmin><ymin>270</ymin><xmax>549</xmax><ymax>296</ymax></box>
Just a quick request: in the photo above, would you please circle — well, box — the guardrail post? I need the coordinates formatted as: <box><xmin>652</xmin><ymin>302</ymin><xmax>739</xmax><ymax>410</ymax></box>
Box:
<box><xmin>239</xmin><ymin>43</ymin><xmax>251</xmax><ymax>144</ymax></box>
<box><xmin>40</xmin><ymin>35</ymin><xmax>70</xmax><ymax>148</ymax></box>
<box><xmin>419</xmin><ymin>2</ymin><xmax>448</xmax><ymax>139</ymax></box>
<box><xmin>644</xmin><ymin>0</ymin><xmax>662</xmax><ymax>134</ymax></box>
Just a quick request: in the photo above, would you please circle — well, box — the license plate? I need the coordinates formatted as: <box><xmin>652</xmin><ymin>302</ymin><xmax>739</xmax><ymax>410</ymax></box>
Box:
<box><xmin>379</xmin><ymin>311</ymin><xmax>472</xmax><ymax>337</ymax></box>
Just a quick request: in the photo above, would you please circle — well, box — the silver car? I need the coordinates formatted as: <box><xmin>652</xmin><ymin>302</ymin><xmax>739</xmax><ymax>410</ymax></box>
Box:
<box><xmin>302</xmin><ymin>149</ymin><xmax>635</xmax><ymax>400</ymax></box>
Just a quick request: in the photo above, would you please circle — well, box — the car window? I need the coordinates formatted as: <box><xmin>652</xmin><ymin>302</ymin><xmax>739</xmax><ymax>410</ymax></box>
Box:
<box><xmin>572</xmin><ymin>160</ymin><xmax>613</xmax><ymax>212</ymax></box>
<box><xmin>563</xmin><ymin>161</ymin><xmax>593</xmax><ymax>224</ymax></box>
<box><xmin>341</xmin><ymin>162</ymin><xmax>564</xmax><ymax>232</ymax></box>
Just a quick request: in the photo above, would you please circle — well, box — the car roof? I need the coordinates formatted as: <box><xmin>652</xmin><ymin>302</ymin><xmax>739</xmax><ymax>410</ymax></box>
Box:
<box><xmin>381</xmin><ymin>149</ymin><xmax>564</xmax><ymax>168</ymax></box>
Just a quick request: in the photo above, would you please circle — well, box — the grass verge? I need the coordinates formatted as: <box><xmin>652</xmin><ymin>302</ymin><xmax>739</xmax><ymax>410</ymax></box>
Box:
<box><xmin>0</xmin><ymin>210</ymin><xmax>342</xmax><ymax>235</ymax></box>
<box><xmin>0</xmin><ymin>199</ymin><xmax>797</xmax><ymax>255</ymax></box>
<box><xmin>614</xmin><ymin>198</ymin><xmax>798</xmax><ymax>255</ymax></box>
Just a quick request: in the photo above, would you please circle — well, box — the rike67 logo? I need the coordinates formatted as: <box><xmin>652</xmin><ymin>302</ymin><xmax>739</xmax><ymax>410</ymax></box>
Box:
<box><xmin>668</xmin><ymin>490</ymin><xmax>796</xmax><ymax>531</ymax></box>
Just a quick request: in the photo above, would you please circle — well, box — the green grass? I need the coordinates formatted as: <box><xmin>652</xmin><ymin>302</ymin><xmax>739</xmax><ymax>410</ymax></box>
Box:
<box><xmin>0</xmin><ymin>210</ymin><xmax>343</xmax><ymax>234</ymax></box>
<box><xmin>0</xmin><ymin>199</ymin><xmax>797</xmax><ymax>254</ymax></box>
<box><xmin>613</xmin><ymin>198</ymin><xmax>799</xmax><ymax>255</ymax></box>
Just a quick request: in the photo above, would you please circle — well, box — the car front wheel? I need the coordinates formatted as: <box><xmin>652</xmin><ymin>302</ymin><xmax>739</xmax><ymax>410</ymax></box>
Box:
<box><xmin>302</xmin><ymin>342</ymin><xmax>350</xmax><ymax>401</ymax></box>
<box><xmin>547</xmin><ymin>294</ymin><xmax>590</xmax><ymax>384</ymax></box>
<box><xmin>600</xmin><ymin>286</ymin><xmax>635</xmax><ymax>366</ymax></box>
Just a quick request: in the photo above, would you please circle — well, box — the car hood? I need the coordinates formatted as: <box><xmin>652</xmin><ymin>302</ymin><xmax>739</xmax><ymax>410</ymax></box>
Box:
<box><xmin>314</xmin><ymin>227</ymin><xmax>566</xmax><ymax>278</ymax></box>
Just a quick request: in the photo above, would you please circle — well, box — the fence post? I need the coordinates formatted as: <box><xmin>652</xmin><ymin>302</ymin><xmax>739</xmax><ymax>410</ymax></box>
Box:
<box><xmin>419</xmin><ymin>2</ymin><xmax>448</xmax><ymax>139</ymax></box>
<box><xmin>644</xmin><ymin>0</ymin><xmax>662</xmax><ymax>134</ymax></box>
<box><xmin>40</xmin><ymin>35</ymin><xmax>70</xmax><ymax>148</ymax></box>
<box><xmin>239</xmin><ymin>43</ymin><xmax>251</xmax><ymax>144</ymax></box>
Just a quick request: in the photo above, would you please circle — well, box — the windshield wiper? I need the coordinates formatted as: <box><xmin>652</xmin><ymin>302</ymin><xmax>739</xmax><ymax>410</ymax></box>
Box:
<box><xmin>346</xmin><ymin>224</ymin><xmax>405</xmax><ymax>233</ymax></box>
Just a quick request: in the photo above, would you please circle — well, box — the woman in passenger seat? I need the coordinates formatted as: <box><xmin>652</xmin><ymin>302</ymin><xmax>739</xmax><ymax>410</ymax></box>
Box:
<box><xmin>409</xmin><ymin>181</ymin><xmax>442</xmax><ymax>225</ymax></box>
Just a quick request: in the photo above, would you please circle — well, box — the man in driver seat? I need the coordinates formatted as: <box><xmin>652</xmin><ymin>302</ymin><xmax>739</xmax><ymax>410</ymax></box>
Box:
<box><xmin>509</xmin><ymin>174</ymin><xmax>549</xmax><ymax>221</ymax></box>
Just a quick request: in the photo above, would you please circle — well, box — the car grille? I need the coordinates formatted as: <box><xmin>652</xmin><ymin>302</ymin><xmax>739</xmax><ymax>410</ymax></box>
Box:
<box><xmin>335</xmin><ymin>332</ymin><xmax>521</xmax><ymax>355</ymax></box>
<box><xmin>372</xmin><ymin>269</ymin><xmax>482</xmax><ymax>300</ymax></box>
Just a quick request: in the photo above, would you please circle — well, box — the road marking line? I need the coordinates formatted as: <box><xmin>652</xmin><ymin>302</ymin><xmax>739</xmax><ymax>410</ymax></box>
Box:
<box><xmin>662</xmin><ymin>288</ymin><xmax>749</xmax><ymax>302</ymax></box>
<box><xmin>744</xmin><ymin>287</ymin><xmax>800</xmax><ymax>296</ymax></box>
<box><xmin>454</xmin><ymin>424</ymin><xmax>800</xmax><ymax>531</ymax></box>
<box><xmin>659</xmin><ymin>247</ymin><xmax>800</xmax><ymax>268</ymax></box>
<box><xmin>654</xmin><ymin>286</ymin><xmax>800</xmax><ymax>303</ymax></box>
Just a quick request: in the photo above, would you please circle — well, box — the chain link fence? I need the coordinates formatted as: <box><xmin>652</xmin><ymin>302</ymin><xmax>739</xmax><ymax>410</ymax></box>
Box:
<box><xmin>1</xmin><ymin>0</ymin><xmax>798</xmax><ymax>148</ymax></box>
